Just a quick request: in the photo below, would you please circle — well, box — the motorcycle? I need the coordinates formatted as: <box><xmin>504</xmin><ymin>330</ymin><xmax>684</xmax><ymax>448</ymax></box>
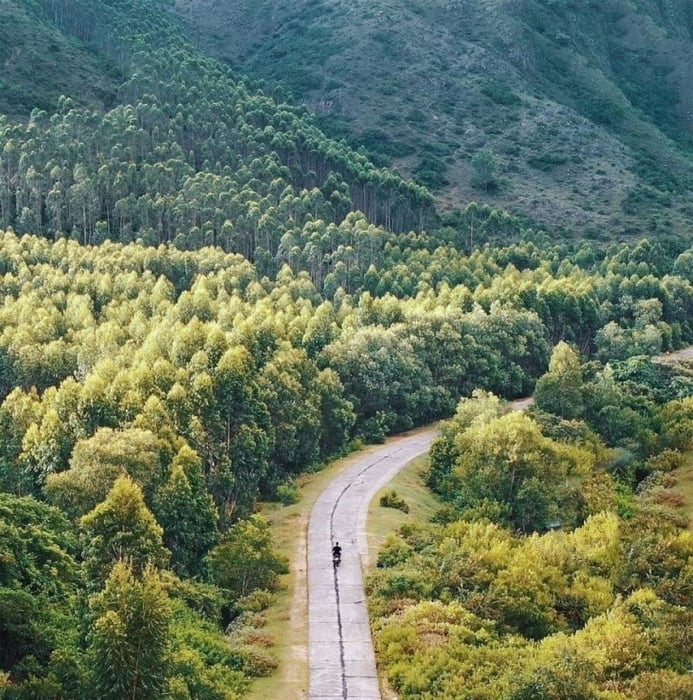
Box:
<box><xmin>332</xmin><ymin>546</ymin><xmax>342</xmax><ymax>567</ymax></box>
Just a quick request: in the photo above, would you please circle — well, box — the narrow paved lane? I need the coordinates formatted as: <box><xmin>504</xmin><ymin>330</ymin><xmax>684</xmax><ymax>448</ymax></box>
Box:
<box><xmin>308</xmin><ymin>429</ymin><xmax>437</xmax><ymax>700</ymax></box>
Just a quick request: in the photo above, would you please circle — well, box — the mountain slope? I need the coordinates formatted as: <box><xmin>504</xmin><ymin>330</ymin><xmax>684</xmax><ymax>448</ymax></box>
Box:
<box><xmin>0</xmin><ymin>0</ymin><xmax>119</xmax><ymax>117</ymax></box>
<box><xmin>0</xmin><ymin>0</ymin><xmax>438</xmax><ymax>276</ymax></box>
<box><xmin>176</xmin><ymin>0</ymin><xmax>693</xmax><ymax>241</ymax></box>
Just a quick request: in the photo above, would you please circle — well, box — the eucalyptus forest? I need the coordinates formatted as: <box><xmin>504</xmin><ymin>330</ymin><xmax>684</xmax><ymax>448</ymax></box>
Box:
<box><xmin>0</xmin><ymin>0</ymin><xmax>692</xmax><ymax>698</ymax></box>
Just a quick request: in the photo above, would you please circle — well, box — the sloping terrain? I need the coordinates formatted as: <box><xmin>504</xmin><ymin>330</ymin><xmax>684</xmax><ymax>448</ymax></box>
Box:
<box><xmin>0</xmin><ymin>0</ymin><xmax>120</xmax><ymax>117</ymax></box>
<box><xmin>0</xmin><ymin>1</ymin><xmax>691</xmax><ymax>697</ymax></box>
<box><xmin>176</xmin><ymin>0</ymin><xmax>693</xmax><ymax>241</ymax></box>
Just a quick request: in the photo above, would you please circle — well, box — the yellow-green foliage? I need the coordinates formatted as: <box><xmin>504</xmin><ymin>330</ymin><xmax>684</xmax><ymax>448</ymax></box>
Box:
<box><xmin>373</xmin><ymin>366</ymin><xmax>693</xmax><ymax>697</ymax></box>
<box><xmin>371</xmin><ymin>511</ymin><xmax>692</xmax><ymax>698</ymax></box>
<box><xmin>431</xmin><ymin>407</ymin><xmax>595</xmax><ymax>532</ymax></box>
<box><xmin>379</xmin><ymin>489</ymin><xmax>410</xmax><ymax>513</ymax></box>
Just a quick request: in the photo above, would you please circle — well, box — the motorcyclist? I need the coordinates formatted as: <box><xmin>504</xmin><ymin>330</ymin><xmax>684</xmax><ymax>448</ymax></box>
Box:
<box><xmin>332</xmin><ymin>541</ymin><xmax>342</xmax><ymax>564</ymax></box>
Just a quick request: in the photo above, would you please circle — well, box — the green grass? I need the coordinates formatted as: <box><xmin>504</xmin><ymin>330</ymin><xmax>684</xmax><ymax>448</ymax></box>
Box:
<box><xmin>247</xmin><ymin>442</ymin><xmax>440</xmax><ymax>699</ymax></box>
<box><xmin>247</xmin><ymin>442</ymin><xmax>392</xmax><ymax>700</ymax></box>
<box><xmin>366</xmin><ymin>454</ymin><xmax>440</xmax><ymax>568</ymax></box>
<box><xmin>365</xmin><ymin>453</ymin><xmax>440</xmax><ymax>700</ymax></box>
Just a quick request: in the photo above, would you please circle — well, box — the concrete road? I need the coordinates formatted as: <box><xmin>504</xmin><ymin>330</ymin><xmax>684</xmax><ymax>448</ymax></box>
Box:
<box><xmin>308</xmin><ymin>428</ymin><xmax>437</xmax><ymax>700</ymax></box>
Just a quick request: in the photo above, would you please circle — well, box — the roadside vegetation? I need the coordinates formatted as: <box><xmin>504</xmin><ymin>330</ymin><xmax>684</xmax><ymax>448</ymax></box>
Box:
<box><xmin>367</xmin><ymin>349</ymin><xmax>693</xmax><ymax>699</ymax></box>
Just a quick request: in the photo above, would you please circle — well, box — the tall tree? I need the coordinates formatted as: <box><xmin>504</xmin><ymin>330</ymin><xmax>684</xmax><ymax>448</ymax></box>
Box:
<box><xmin>44</xmin><ymin>427</ymin><xmax>169</xmax><ymax>518</ymax></box>
<box><xmin>534</xmin><ymin>341</ymin><xmax>586</xmax><ymax>419</ymax></box>
<box><xmin>79</xmin><ymin>475</ymin><xmax>170</xmax><ymax>585</ymax></box>
<box><xmin>152</xmin><ymin>445</ymin><xmax>218</xmax><ymax>577</ymax></box>
<box><xmin>87</xmin><ymin>562</ymin><xmax>171</xmax><ymax>700</ymax></box>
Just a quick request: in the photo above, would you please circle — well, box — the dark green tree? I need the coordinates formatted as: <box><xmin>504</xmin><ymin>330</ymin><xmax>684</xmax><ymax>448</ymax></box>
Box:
<box><xmin>470</xmin><ymin>149</ymin><xmax>499</xmax><ymax>192</ymax></box>
<box><xmin>152</xmin><ymin>445</ymin><xmax>219</xmax><ymax>577</ymax></box>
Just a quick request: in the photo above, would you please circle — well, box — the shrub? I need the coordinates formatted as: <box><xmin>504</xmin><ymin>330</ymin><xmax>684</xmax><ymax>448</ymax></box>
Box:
<box><xmin>482</xmin><ymin>81</ymin><xmax>521</xmax><ymax>106</ymax></box>
<box><xmin>275</xmin><ymin>481</ymin><xmax>299</xmax><ymax>506</ymax></box>
<box><xmin>646</xmin><ymin>449</ymin><xmax>683</xmax><ymax>473</ymax></box>
<box><xmin>414</xmin><ymin>155</ymin><xmax>449</xmax><ymax>189</ymax></box>
<box><xmin>650</xmin><ymin>490</ymin><xmax>685</xmax><ymax>508</ymax></box>
<box><xmin>233</xmin><ymin>589</ymin><xmax>274</xmax><ymax>615</ymax></box>
<box><xmin>379</xmin><ymin>490</ymin><xmax>410</xmax><ymax>513</ymax></box>
<box><xmin>377</xmin><ymin>568</ymin><xmax>433</xmax><ymax>600</ymax></box>
<box><xmin>226</xmin><ymin>644</ymin><xmax>278</xmax><ymax>677</ymax></box>
<box><xmin>377</xmin><ymin>535</ymin><xmax>412</xmax><ymax>568</ymax></box>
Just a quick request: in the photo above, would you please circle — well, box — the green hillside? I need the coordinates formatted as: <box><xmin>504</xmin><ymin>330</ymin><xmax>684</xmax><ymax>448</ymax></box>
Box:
<box><xmin>0</xmin><ymin>0</ymin><xmax>438</xmax><ymax>259</ymax></box>
<box><xmin>177</xmin><ymin>0</ymin><xmax>693</xmax><ymax>241</ymax></box>
<box><xmin>0</xmin><ymin>0</ymin><xmax>119</xmax><ymax>117</ymax></box>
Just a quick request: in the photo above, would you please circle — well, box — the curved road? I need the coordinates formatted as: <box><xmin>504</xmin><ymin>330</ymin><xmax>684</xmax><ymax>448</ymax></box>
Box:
<box><xmin>306</xmin><ymin>343</ymin><xmax>693</xmax><ymax>698</ymax></box>
<box><xmin>307</xmin><ymin>428</ymin><xmax>437</xmax><ymax>699</ymax></box>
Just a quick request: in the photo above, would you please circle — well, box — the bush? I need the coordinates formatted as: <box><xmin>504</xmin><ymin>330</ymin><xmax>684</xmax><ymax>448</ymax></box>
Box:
<box><xmin>482</xmin><ymin>81</ymin><xmax>520</xmax><ymax>106</ymax></box>
<box><xmin>414</xmin><ymin>155</ymin><xmax>449</xmax><ymax>189</ymax></box>
<box><xmin>226</xmin><ymin>644</ymin><xmax>278</xmax><ymax>677</ymax></box>
<box><xmin>170</xmin><ymin>648</ymin><xmax>248</xmax><ymax>699</ymax></box>
<box><xmin>275</xmin><ymin>481</ymin><xmax>299</xmax><ymax>506</ymax></box>
<box><xmin>233</xmin><ymin>590</ymin><xmax>274</xmax><ymax>615</ymax></box>
<box><xmin>526</xmin><ymin>152</ymin><xmax>569</xmax><ymax>171</ymax></box>
<box><xmin>379</xmin><ymin>490</ymin><xmax>410</xmax><ymax>513</ymax></box>
<box><xmin>358</xmin><ymin>413</ymin><xmax>389</xmax><ymax>443</ymax></box>
<box><xmin>650</xmin><ymin>490</ymin><xmax>685</xmax><ymax>508</ymax></box>
<box><xmin>431</xmin><ymin>503</ymin><xmax>459</xmax><ymax>525</ymax></box>
<box><xmin>646</xmin><ymin>449</ymin><xmax>683</xmax><ymax>473</ymax></box>
<box><xmin>377</xmin><ymin>568</ymin><xmax>433</xmax><ymax>600</ymax></box>
<box><xmin>377</xmin><ymin>535</ymin><xmax>412</xmax><ymax>568</ymax></box>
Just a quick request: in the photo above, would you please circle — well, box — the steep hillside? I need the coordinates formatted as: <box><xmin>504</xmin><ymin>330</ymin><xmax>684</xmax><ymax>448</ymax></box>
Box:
<box><xmin>0</xmin><ymin>0</ymin><xmax>438</xmax><ymax>273</ymax></box>
<box><xmin>0</xmin><ymin>0</ymin><xmax>119</xmax><ymax>117</ymax></box>
<box><xmin>176</xmin><ymin>0</ymin><xmax>693</xmax><ymax>241</ymax></box>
